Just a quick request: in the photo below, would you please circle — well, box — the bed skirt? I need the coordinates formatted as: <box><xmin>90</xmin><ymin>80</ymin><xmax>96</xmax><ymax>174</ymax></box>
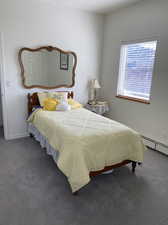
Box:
<box><xmin>28</xmin><ymin>123</ymin><xmax>59</xmax><ymax>164</ymax></box>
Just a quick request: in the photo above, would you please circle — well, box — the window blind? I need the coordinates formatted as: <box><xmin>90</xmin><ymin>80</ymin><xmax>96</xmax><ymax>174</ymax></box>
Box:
<box><xmin>118</xmin><ymin>41</ymin><xmax>157</xmax><ymax>101</ymax></box>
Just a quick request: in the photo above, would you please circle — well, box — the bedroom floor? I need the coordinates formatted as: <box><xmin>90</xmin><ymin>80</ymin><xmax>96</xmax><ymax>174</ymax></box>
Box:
<box><xmin>0</xmin><ymin>127</ymin><xmax>168</xmax><ymax>225</ymax></box>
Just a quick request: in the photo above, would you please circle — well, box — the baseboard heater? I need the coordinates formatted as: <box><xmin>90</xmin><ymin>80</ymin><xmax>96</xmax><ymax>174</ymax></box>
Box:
<box><xmin>142</xmin><ymin>135</ymin><xmax>168</xmax><ymax>156</ymax></box>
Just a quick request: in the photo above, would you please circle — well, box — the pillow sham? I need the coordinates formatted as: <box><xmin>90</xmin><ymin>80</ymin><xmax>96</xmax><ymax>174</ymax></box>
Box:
<box><xmin>43</xmin><ymin>98</ymin><xmax>59</xmax><ymax>111</ymax></box>
<box><xmin>48</xmin><ymin>92</ymin><xmax>68</xmax><ymax>102</ymax></box>
<box><xmin>68</xmin><ymin>99</ymin><xmax>83</xmax><ymax>109</ymax></box>
<box><xmin>37</xmin><ymin>92</ymin><xmax>68</xmax><ymax>106</ymax></box>
<box><xmin>37</xmin><ymin>92</ymin><xmax>48</xmax><ymax>107</ymax></box>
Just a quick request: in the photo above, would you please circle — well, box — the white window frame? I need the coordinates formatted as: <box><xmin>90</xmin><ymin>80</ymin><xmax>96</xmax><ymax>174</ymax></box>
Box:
<box><xmin>117</xmin><ymin>40</ymin><xmax>157</xmax><ymax>103</ymax></box>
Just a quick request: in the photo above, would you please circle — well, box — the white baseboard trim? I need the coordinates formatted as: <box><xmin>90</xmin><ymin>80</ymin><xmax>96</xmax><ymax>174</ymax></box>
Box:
<box><xmin>142</xmin><ymin>136</ymin><xmax>168</xmax><ymax>156</ymax></box>
<box><xmin>6</xmin><ymin>132</ymin><xmax>29</xmax><ymax>140</ymax></box>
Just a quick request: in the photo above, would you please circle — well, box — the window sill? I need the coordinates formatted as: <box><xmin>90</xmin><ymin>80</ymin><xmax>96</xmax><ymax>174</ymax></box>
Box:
<box><xmin>116</xmin><ymin>95</ymin><xmax>150</xmax><ymax>104</ymax></box>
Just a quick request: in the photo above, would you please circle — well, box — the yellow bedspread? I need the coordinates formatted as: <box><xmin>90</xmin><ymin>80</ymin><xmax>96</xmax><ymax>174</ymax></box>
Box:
<box><xmin>28</xmin><ymin>108</ymin><xmax>145</xmax><ymax>192</ymax></box>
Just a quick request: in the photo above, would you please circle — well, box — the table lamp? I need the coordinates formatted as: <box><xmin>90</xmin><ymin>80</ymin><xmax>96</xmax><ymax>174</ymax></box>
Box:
<box><xmin>90</xmin><ymin>79</ymin><xmax>101</xmax><ymax>103</ymax></box>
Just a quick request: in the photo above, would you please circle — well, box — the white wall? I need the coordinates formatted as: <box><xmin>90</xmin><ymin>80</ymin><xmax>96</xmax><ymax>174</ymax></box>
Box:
<box><xmin>0</xmin><ymin>0</ymin><xmax>104</xmax><ymax>139</ymax></box>
<box><xmin>101</xmin><ymin>0</ymin><xmax>168</xmax><ymax>147</ymax></box>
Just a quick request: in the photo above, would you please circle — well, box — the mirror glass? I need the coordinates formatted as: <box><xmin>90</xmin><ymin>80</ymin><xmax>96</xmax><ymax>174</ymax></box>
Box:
<box><xmin>19</xmin><ymin>46</ymin><xmax>77</xmax><ymax>89</ymax></box>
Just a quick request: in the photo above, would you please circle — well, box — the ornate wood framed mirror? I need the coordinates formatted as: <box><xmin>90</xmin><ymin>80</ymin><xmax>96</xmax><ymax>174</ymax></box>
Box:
<box><xmin>18</xmin><ymin>46</ymin><xmax>77</xmax><ymax>89</ymax></box>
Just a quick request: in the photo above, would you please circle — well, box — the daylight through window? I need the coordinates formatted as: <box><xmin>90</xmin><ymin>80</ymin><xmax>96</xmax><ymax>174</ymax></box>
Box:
<box><xmin>117</xmin><ymin>41</ymin><xmax>157</xmax><ymax>102</ymax></box>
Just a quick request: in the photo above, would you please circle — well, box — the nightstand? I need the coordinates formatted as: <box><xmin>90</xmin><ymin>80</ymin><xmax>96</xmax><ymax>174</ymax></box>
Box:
<box><xmin>85</xmin><ymin>102</ymin><xmax>109</xmax><ymax>115</ymax></box>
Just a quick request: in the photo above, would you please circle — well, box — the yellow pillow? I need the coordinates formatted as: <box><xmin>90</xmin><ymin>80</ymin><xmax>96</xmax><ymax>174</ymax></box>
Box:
<box><xmin>43</xmin><ymin>98</ymin><xmax>59</xmax><ymax>111</ymax></box>
<box><xmin>68</xmin><ymin>99</ymin><xmax>82</xmax><ymax>109</ymax></box>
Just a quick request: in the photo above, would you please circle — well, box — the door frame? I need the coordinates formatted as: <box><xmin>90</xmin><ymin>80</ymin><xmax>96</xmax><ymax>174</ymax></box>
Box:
<box><xmin>0</xmin><ymin>32</ymin><xmax>8</xmax><ymax>139</ymax></box>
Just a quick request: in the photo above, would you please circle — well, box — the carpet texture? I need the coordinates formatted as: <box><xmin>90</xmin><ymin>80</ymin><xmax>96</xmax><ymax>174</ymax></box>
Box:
<box><xmin>0</xmin><ymin>127</ymin><xmax>168</xmax><ymax>225</ymax></box>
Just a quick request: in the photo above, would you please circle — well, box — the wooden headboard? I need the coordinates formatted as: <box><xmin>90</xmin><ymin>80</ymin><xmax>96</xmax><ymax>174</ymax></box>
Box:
<box><xmin>28</xmin><ymin>91</ymin><xmax>74</xmax><ymax>115</ymax></box>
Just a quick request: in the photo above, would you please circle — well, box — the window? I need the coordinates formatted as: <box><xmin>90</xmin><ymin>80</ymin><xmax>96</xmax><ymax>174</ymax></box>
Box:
<box><xmin>117</xmin><ymin>41</ymin><xmax>157</xmax><ymax>103</ymax></box>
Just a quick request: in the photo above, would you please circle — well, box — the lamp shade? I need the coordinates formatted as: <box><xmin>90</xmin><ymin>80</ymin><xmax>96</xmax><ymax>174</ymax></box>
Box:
<box><xmin>90</xmin><ymin>79</ymin><xmax>101</xmax><ymax>89</ymax></box>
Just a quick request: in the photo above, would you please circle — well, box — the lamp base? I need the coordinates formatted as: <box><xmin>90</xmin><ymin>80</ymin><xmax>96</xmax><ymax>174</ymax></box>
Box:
<box><xmin>88</xmin><ymin>100</ymin><xmax>96</xmax><ymax>105</ymax></box>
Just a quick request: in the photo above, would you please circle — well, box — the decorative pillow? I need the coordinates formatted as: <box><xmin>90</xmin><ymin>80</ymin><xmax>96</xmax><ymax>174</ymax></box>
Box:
<box><xmin>56</xmin><ymin>100</ymin><xmax>71</xmax><ymax>111</ymax></box>
<box><xmin>48</xmin><ymin>92</ymin><xmax>68</xmax><ymax>102</ymax></box>
<box><xmin>43</xmin><ymin>98</ymin><xmax>59</xmax><ymax>111</ymax></box>
<box><xmin>68</xmin><ymin>99</ymin><xmax>83</xmax><ymax>109</ymax></box>
<box><xmin>37</xmin><ymin>92</ymin><xmax>48</xmax><ymax>107</ymax></box>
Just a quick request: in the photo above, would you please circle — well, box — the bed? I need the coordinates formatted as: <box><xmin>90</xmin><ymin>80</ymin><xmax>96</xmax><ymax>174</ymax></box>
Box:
<box><xmin>27</xmin><ymin>92</ymin><xmax>145</xmax><ymax>194</ymax></box>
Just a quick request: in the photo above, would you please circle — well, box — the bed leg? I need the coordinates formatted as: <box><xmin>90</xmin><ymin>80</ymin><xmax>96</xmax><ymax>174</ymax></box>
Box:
<box><xmin>73</xmin><ymin>191</ymin><xmax>78</xmax><ymax>196</ymax></box>
<box><xmin>132</xmin><ymin>162</ymin><xmax>137</xmax><ymax>173</ymax></box>
<box><xmin>29</xmin><ymin>133</ymin><xmax>33</xmax><ymax>138</ymax></box>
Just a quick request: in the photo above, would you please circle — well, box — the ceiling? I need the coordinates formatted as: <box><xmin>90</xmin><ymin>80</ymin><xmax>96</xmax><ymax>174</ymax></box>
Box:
<box><xmin>41</xmin><ymin>0</ymin><xmax>142</xmax><ymax>14</ymax></box>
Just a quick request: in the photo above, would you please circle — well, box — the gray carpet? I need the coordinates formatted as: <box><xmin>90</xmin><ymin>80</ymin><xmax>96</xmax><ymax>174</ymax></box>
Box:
<box><xmin>0</xmin><ymin>127</ymin><xmax>168</xmax><ymax>225</ymax></box>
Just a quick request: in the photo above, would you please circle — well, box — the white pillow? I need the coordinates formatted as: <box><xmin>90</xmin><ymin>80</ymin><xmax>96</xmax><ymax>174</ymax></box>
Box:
<box><xmin>56</xmin><ymin>101</ymin><xmax>71</xmax><ymax>111</ymax></box>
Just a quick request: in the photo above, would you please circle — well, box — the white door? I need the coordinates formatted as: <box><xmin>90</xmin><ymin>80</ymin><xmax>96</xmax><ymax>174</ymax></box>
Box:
<box><xmin>0</xmin><ymin>84</ymin><xmax>3</xmax><ymax>128</ymax></box>
<box><xmin>0</xmin><ymin>32</ymin><xmax>7</xmax><ymax>139</ymax></box>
